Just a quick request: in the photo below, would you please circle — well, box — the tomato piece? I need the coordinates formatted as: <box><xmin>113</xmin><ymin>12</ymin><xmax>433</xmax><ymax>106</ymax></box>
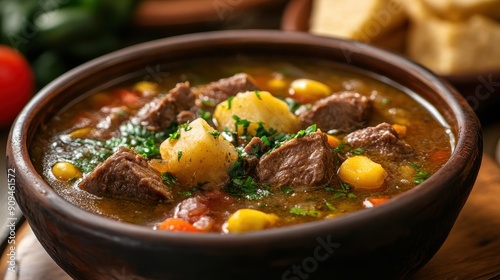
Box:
<box><xmin>156</xmin><ymin>218</ymin><xmax>200</xmax><ymax>233</ymax></box>
<box><xmin>0</xmin><ymin>45</ymin><xmax>34</xmax><ymax>128</ymax></box>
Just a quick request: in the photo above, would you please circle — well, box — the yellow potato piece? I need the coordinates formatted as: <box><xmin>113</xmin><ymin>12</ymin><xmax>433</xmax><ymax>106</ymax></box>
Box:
<box><xmin>213</xmin><ymin>91</ymin><xmax>298</xmax><ymax>135</ymax></box>
<box><xmin>338</xmin><ymin>156</ymin><xmax>388</xmax><ymax>189</ymax></box>
<box><xmin>160</xmin><ymin>118</ymin><xmax>238</xmax><ymax>189</ymax></box>
<box><xmin>225</xmin><ymin>209</ymin><xmax>279</xmax><ymax>233</ymax></box>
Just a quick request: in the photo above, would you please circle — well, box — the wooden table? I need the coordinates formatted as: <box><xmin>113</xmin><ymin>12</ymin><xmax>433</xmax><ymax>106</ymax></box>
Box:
<box><xmin>2</xmin><ymin>154</ymin><xmax>499</xmax><ymax>279</ymax></box>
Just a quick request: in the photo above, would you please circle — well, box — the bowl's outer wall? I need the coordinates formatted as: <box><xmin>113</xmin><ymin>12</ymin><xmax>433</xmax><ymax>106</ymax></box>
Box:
<box><xmin>7</xmin><ymin>31</ymin><xmax>482</xmax><ymax>280</ymax></box>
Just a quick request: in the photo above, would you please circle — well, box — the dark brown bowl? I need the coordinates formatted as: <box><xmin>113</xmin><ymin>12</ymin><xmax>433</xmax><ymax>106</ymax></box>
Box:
<box><xmin>6</xmin><ymin>30</ymin><xmax>482</xmax><ymax>280</ymax></box>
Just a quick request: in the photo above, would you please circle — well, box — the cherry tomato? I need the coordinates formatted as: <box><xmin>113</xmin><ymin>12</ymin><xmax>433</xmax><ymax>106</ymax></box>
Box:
<box><xmin>0</xmin><ymin>45</ymin><xmax>34</xmax><ymax>128</ymax></box>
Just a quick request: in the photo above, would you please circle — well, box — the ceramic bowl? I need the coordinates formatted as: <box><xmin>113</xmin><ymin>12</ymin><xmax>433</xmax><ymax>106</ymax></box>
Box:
<box><xmin>6</xmin><ymin>30</ymin><xmax>482</xmax><ymax>280</ymax></box>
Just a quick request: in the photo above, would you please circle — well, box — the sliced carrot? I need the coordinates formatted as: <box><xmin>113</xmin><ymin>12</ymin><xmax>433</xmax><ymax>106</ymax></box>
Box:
<box><xmin>156</xmin><ymin>218</ymin><xmax>200</xmax><ymax>233</ymax></box>
<box><xmin>392</xmin><ymin>124</ymin><xmax>407</xmax><ymax>137</ymax></box>
<box><xmin>428</xmin><ymin>149</ymin><xmax>451</xmax><ymax>165</ymax></box>
<box><xmin>326</xmin><ymin>134</ymin><xmax>341</xmax><ymax>147</ymax></box>
<box><xmin>363</xmin><ymin>197</ymin><xmax>390</xmax><ymax>208</ymax></box>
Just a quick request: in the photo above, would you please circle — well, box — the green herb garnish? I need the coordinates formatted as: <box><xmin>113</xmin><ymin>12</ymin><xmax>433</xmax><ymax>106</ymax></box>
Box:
<box><xmin>227</xmin><ymin>96</ymin><xmax>234</xmax><ymax>109</ymax></box>
<box><xmin>161</xmin><ymin>172</ymin><xmax>178</xmax><ymax>186</ymax></box>
<box><xmin>289</xmin><ymin>207</ymin><xmax>319</xmax><ymax>217</ymax></box>
<box><xmin>409</xmin><ymin>162</ymin><xmax>430</xmax><ymax>184</ymax></box>
<box><xmin>209</xmin><ymin>131</ymin><xmax>220</xmax><ymax>139</ymax></box>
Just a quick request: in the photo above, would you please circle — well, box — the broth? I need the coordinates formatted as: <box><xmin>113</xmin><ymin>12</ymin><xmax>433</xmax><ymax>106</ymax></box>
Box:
<box><xmin>31</xmin><ymin>55</ymin><xmax>453</xmax><ymax>233</ymax></box>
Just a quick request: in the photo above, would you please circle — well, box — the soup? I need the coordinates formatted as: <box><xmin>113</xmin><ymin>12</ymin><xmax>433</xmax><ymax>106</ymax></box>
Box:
<box><xmin>31</xmin><ymin>55</ymin><xmax>453</xmax><ymax>233</ymax></box>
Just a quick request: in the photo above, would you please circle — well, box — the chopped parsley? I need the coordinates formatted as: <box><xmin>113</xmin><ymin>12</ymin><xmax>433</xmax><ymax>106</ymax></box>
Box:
<box><xmin>161</xmin><ymin>172</ymin><xmax>178</xmax><ymax>186</ymax></box>
<box><xmin>254</xmin><ymin>90</ymin><xmax>262</xmax><ymax>100</ymax></box>
<box><xmin>281</xmin><ymin>186</ymin><xmax>294</xmax><ymax>195</ymax></box>
<box><xmin>233</xmin><ymin>115</ymin><xmax>251</xmax><ymax>137</ymax></box>
<box><xmin>350</xmin><ymin>148</ymin><xmax>366</xmax><ymax>155</ymax></box>
<box><xmin>71</xmin><ymin>123</ymin><xmax>175</xmax><ymax>173</ymax></box>
<box><xmin>224</xmin><ymin>157</ymin><xmax>272</xmax><ymax>200</ymax></box>
<box><xmin>169</xmin><ymin>122</ymin><xmax>192</xmax><ymax>141</ymax></box>
<box><xmin>201</xmin><ymin>99</ymin><xmax>217</xmax><ymax>107</ymax></box>
<box><xmin>227</xmin><ymin>96</ymin><xmax>234</xmax><ymax>109</ymax></box>
<box><xmin>409</xmin><ymin>162</ymin><xmax>430</xmax><ymax>184</ymax></box>
<box><xmin>289</xmin><ymin>207</ymin><xmax>319</xmax><ymax>217</ymax></box>
<box><xmin>199</xmin><ymin>109</ymin><xmax>212</xmax><ymax>121</ymax></box>
<box><xmin>284</xmin><ymin>97</ymin><xmax>301</xmax><ymax>113</ymax></box>
<box><xmin>177</xmin><ymin>151</ymin><xmax>183</xmax><ymax>161</ymax></box>
<box><xmin>328</xmin><ymin>182</ymin><xmax>357</xmax><ymax>199</ymax></box>
<box><xmin>324</xmin><ymin>200</ymin><xmax>336</xmax><ymax>211</ymax></box>
<box><xmin>208</xmin><ymin>131</ymin><xmax>220</xmax><ymax>139</ymax></box>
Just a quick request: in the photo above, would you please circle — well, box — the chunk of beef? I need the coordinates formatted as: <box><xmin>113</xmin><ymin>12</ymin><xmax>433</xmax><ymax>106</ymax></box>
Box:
<box><xmin>344</xmin><ymin>122</ymin><xmax>413</xmax><ymax>159</ymax></box>
<box><xmin>133</xmin><ymin>82</ymin><xmax>196</xmax><ymax>131</ymax></box>
<box><xmin>242</xmin><ymin>137</ymin><xmax>270</xmax><ymax>174</ymax></box>
<box><xmin>243</xmin><ymin>137</ymin><xmax>270</xmax><ymax>157</ymax></box>
<box><xmin>299</xmin><ymin>91</ymin><xmax>372</xmax><ymax>133</ymax></box>
<box><xmin>194</xmin><ymin>73</ymin><xmax>259</xmax><ymax>108</ymax></box>
<box><xmin>78</xmin><ymin>146</ymin><xmax>172</xmax><ymax>204</ymax></box>
<box><xmin>256</xmin><ymin>132</ymin><xmax>338</xmax><ymax>190</ymax></box>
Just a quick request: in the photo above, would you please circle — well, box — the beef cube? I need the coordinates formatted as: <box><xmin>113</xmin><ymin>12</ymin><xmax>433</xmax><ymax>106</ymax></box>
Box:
<box><xmin>299</xmin><ymin>91</ymin><xmax>372</xmax><ymax>133</ymax></box>
<box><xmin>133</xmin><ymin>82</ymin><xmax>195</xmax><ymax>131</ymax></box>
<box><xmin>344</xmin><ymin>122</ymin><xmax>413</xmax><ymax>159</ymax></box>
<box><xmin>241</xmin><ymin>137</ymin><xmax>270</xmax><ymax>174</ymax></box>
<box><xmin>78</xmin><ymin>146</ymin><xmax>172</xmax><ymax>204</ymax></box>
<box><xmin>243</xmin><ymin>137</ymin><xmax>269</xmax><ymax>157</ymax></box>
<box><xmin>194</xmin><ymin>73</ymin><xmax>259</xmax><ymax>108</ymax></box>
<box><xmin>256</xmin><ymin>132</ymin><xmax>338</xmax><ymax>190</ymax></box>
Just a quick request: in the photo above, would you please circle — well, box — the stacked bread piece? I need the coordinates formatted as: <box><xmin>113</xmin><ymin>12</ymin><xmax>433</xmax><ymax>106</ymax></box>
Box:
<box><xmin>310</xmin><ymin>0</ymin><xmax>500</xmax><ymax>75</ymax></box>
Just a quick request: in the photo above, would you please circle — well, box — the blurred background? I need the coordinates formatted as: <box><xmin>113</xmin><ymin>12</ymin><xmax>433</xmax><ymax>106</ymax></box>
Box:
<box><xmin>1</xmin><ymin>0</ymin><xmax>499</xmax><ymax>278</ymax></box>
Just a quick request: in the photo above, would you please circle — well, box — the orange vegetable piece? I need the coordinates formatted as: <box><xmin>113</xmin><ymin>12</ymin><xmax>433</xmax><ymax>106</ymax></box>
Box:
<box><xmin>428</xmin><ymin>149</ymin><xmax>451</xmax><ymax>165</ymax></box>
<box><xmin>363</xmin><ymin>197</ymin><xmax>390</xmax><ymax>208</ymax></box>
<box><xmin>156</xmin><ymin>218</ymin><xmax>200</xmax><ymax>233</ymax></box>
<box><xmin>114</xmin><ymin>89</ymin><xmax>141</xmax><ymax>109</ymax></box>
<box><xmin>326</xmin><ymin>135</ymin><xmax>341</xmax><ymax>147</ymax></box>
<box><xmin>392</xmin><ymin>124</ymin><xmax>407</xmax><ymax>137</ymax></box>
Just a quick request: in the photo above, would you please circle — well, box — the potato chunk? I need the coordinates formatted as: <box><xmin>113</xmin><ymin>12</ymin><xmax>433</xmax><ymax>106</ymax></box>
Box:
<box><xmin>213</xmin><ymin>90</ymin><xmax>298</xmax><ymax>135</ymax></box>
<box><xmin>338</xmin><ymin>156</ymin><xmax>388</xmax><ymax>190</ymax></box>
<box><xmin>160</xmin><ymin>118</ymin><xmax>238</xmax><ymax>189</ymax></box>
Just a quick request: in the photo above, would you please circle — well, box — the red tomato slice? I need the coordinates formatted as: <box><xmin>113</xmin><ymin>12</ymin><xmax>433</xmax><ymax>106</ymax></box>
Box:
<box><xmin>0</xmin><ymin>45</ymin><xmax>34</xmax><ymax>128</ymax></box>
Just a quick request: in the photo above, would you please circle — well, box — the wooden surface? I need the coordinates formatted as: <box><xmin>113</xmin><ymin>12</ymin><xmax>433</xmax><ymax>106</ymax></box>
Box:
<box><xmin>1</xmin><ymin>155</ymin><xmax>500</xmax><ymax>280</ymax></box>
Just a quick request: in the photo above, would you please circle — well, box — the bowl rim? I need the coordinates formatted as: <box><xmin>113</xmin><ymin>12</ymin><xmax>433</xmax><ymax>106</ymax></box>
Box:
<box><xmin>9</xmin><ymin>29</ymin><xmax>481</xmax><ymax>245</ymax></box>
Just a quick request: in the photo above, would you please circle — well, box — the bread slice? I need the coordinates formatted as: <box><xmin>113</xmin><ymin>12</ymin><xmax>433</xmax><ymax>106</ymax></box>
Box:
<box><xmin>420</xmin><ymin>0</ymin><xmax>500</xmax><ymax>21</ymax></box>
<box><xmin>407</xmin><ymin>14</ymin><xmax>500</xmax><ymax>75</ymax></box>
<box><xmin>310</xmin><ymin>0</ymin><xmax>407</xmax><ymax>43</ymax></box>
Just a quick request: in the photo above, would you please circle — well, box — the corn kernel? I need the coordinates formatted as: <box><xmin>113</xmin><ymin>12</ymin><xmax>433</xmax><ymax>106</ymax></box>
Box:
<box><xmin>338</xmin><ymin>156</ymin><xmax>387</xmax><ymax>190</ymax></box>
<box><xmin>289</xmin><ymin>79</ymin><xmax>331</xmax><ymax>103</ymax></box>
<box><xmin>68</xmin><ymin>127</ymin><xmax>92</xmax><ymax>139</ymax></box>
<box><xmin>225</xmin><ymin>209</ymin><xmax>278</xmax><ymax>233</ymax></box>
<box><xmin>133</xmin><ymin>81</ymin><xmax>159</xmax><ymax>97</ymax></box>
<box><xmin>52</xmin><ymin>162</ymin><xmax>82</xmax><ymax>182</ymax></box>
